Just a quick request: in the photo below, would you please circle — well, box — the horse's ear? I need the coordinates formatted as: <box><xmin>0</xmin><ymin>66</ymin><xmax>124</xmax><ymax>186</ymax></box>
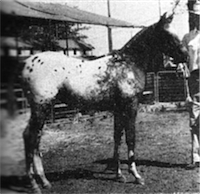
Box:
<box><xmin>156</xmin><ymin>12</ymin><xmax>174</xmax><ymax>30</ymax></box>
<box><xmin>158</xmin><ymin>0</ymin><xmax>180</xmax><ymax>25</ymax></box>
<box><xmin>160</xmin><ymin>12</ymin><xmax>174</xmax><ymax>24</ymax></box>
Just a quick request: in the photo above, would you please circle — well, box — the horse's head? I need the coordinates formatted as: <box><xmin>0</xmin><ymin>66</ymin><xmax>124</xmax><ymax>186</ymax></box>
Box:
<box><xmin>154</xmin><ymin>12</ymin><xmax>188</xmax><ymax>64</ymax></box>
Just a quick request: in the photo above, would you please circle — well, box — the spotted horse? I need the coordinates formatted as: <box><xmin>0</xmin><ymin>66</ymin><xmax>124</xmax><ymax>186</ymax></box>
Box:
<box><xmin>21</xmin><ymin>11</ymin><xmax>187</xmax><ymax>194</ymax></box>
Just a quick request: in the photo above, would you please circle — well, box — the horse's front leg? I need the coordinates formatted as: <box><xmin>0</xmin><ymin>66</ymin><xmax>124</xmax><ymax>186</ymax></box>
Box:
<box><xmin>112</xmin><ymin>112</ymin><xmax>126</xmax><ymax>182</ymax></box>
<box><xmin>124</xmin><ymin>107</ymin><xmax>145</xmax><ymax>185</ymax></box>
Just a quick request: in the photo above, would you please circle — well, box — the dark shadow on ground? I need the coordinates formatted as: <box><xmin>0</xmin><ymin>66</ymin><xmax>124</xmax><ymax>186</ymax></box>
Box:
<box><xmin>0</xmin><ymin>158</ymin><xmax>191</xmax><ymax>192</ymax></box>
<box><xmin>1</xmin><ymin>176</ymin><xmax>31</xmax><ymax>193</ymax></box>
<box><xmin>46</xmin><ymin>168</ymin><xmax>95</xmax><ymax>182</ymax></box>
<box><xmin>45</xmin><ymin>167</ymin><xmax>119</xmax><ymax>183</ymax></box>
<box><xmin>44</xmin><ymin>158</ymin><xmax>189</xmax><ymax>183</ymax></box>
<box><xmin>95</xmin><ymin>158</ymin><xmax>188</xmax><ymax>169</ymax></box>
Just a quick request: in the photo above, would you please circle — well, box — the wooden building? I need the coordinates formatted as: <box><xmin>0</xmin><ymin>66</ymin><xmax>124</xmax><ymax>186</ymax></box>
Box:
<box><xmin>57</xmin><ymin>39</ymin><xmax>94</xmax><ymax>57</ymax></box>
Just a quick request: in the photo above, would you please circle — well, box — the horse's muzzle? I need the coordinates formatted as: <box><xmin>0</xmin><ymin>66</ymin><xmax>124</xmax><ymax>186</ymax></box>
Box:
<box><xmin>174</xmin><ymin>49</ymin><xmax>188</xmax><ymax>64</ymax></box>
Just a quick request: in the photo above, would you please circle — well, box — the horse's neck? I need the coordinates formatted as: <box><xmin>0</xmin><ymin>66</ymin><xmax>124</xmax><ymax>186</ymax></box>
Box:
<box><xmin>121</xmin><ymin>40</ymin><xmax>153</xmax><ymax>71</ymax></box>
<box><xmin>119</xmin><ymin>25</ymin><xmax>157</xmax><ymax>71</ymax></box>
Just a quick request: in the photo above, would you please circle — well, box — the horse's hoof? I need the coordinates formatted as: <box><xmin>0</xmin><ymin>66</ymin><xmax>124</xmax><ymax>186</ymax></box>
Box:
<box><xmin>116</xmin><ymin>174</ymin><xmax>127</xmax><ymax>183</ymax></box>
<box><xmin>29</xmin><ymin>186</ymin><xmax>42</xmax><ymax>194</ymax></box>
<box><xmin>135</xmin><ymin>177</ymin><xmax>145</xmax><ymax>185</ymax></box>
<box><xmin>42</xmin><ymin>182</ymin><xmax>52</xmax><ymax>189</ymax></box>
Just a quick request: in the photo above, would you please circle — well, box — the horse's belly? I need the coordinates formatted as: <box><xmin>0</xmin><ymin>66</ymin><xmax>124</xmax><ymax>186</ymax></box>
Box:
<box><xmin>60</xmin><ymin>71</ymin><xmax>114</xmax><ymax>111</ymax></box>
<box><xmin>64</xmin><ymin>73</ymin><xmax>111</xmax><ymax>101</ymax></box>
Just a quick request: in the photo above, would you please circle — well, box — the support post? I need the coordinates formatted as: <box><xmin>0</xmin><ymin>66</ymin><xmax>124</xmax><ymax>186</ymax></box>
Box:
<box><xmin>107</xmin><ymin>0</ymin><xmax>113</xmax><ymax>52</ymax></box>
<box><xmin>65</xmin><ymin>23</ymin><xmax>69</xmax><ymax>56</ymax></box>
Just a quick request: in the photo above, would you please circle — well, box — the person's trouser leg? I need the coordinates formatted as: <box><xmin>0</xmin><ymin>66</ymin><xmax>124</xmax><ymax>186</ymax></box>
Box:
<box><xmin>188</xmin><ymin>71</ymin><xmax>200</xmax><ymax>165</ymax></box>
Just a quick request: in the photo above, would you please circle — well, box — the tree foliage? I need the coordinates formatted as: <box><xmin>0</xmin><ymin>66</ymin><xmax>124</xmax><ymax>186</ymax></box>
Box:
<box><xmin>2</xmin><ymin>15</ymin><xmax>90</xmax><ymax>51</ymax></box>
<box><xmin>20</xmin><ymin>22</ymin><xmax>89</xmax><ymax>51</ymax></box>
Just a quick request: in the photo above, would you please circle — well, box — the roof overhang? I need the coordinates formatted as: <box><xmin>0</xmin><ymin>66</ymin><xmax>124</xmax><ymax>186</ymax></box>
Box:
<box><xmin>1</xmin><ymin>36</ymin><xmax>33</xmax><ymax>49</ymax></box>
<box><xmin>0</xmin><ymin>0</ymin><xmax>144</xmax><ymax>28</ymax></box>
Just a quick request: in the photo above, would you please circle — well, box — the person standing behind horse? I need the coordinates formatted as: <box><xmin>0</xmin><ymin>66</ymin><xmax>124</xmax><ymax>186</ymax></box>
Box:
<box><xmin>182</xmin><ymin>0</ymin><xmax>200</xmax><ymax>168</ymax></box>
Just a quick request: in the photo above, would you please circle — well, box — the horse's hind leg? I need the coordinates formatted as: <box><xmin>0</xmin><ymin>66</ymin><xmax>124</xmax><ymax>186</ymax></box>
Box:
<box><xmin>23</xmin><ymin>102</ymin><xmax>51</xmax><ymax>193</ymax></box>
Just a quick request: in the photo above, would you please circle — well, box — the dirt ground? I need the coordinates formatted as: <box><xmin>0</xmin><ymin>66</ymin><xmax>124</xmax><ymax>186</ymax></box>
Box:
<box><xmin>1</xmin><ymin>106</ymin><xmax>200</xmax><ymax>193</ymax></box>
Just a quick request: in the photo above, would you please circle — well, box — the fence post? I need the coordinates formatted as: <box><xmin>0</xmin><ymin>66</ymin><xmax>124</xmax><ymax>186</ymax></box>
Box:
<box><xmin>21</xmin><ymin>89</ymin><xmax>27</xmax><ymax>113</ymax></box>
<box><xmin>51</xmin><ymin>102</ymin><xmax>55</xmax><ymax>123</ymax></box>
<box><xmin>154</xmin><ymin>72</ymin><xmax>159</xmax><ymax>102</ymax></box>
<box><xmin>156</xmin><ymin>72</ymin><xmax>159</xmax><ymax>102</ymax></box>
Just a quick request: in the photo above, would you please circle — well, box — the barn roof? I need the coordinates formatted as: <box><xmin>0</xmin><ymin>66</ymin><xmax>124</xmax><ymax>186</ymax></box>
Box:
<box><xmin>57</xmin><ymin>39</ymin><xmax>94</xmax><ymax>51</ymax></box>
<box><xmin>1</xmin><ymin>37</ymin><xmax>33</xmax><ymax>49</ymax></box>
<box><xmin>0</xmin><ymin>0</ymin><xmax>139</xmax><ymax>28</ymax></box>
<box><xmin>1</xmin><ymin>36</ymin><xmax>94</xmax><ymax>51</ymax></box>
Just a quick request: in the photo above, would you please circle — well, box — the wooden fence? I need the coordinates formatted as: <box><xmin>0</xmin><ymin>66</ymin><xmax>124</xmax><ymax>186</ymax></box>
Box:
<box><xmin>0</xmin><ymin>84</ymin><xmax>79</xmax><ymax>122</ymax></box>
<box><xmin>0</xmin><ymin>71</ymin><xmax>186</xmax><ymax>122</ymax></box>
<box><xmin>144</xmin><ymin>71</ymin><xmax>186</xmax><ymax>102</ymax></box>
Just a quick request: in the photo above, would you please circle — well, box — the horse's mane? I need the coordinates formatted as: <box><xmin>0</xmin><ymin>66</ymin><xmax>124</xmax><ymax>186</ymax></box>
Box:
<box><xmin>120</xmin><ymin>27</ymin><xmax>148</xmax><ymax>51</ymax></box>
<box><xmin>116</xmin><ymin>22</ymin><xmax>163</xmax><ymax>72</ymax></box>
<box><xmin>119</xmin><ymin>23</ymin><xmax>157</xmax><ymax>55</ymax></box>
<box><xmin>85</xmin><ymin>23</ymin><xmax>159</xmax><ymax>64</ymax></box>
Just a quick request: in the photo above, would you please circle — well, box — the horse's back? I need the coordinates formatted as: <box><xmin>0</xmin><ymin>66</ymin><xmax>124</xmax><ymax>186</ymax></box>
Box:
<box><xmin>22</xmin><ymin>52</ymin><xmax>76</xmax><ymax>102</ymax></box>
